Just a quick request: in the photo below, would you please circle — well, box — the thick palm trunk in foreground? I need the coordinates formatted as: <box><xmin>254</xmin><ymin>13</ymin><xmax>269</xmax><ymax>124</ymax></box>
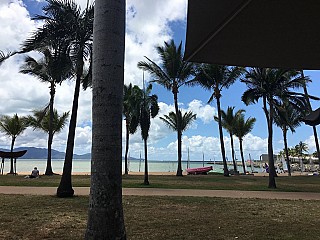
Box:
<box><xmin>85</xmin><ymin>0</ymin><xmax>126</xmax><ymax>238</ymax></box>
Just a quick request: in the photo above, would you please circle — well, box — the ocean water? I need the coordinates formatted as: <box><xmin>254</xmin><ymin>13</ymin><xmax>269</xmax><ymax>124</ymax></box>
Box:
<box><xmin>1</xmin><ymin>159</ymin><xmax>264</xmax><ymax>175</ymax></box>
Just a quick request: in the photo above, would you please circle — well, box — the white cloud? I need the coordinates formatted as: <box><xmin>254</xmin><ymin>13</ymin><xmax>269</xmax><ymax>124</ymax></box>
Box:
<box><xmin>187</xmin><ymin>99</ymin><xmax>216</xmax><ymax>124</ymax></box>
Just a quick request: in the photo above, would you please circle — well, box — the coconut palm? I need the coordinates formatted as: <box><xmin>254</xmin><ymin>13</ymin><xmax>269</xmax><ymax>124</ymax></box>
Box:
<box><xmin>20</xmin><ymin>0</ymin><xmax>94</xmax><ymax>197</ymax></box>
<box><xmin>187</xmin><ymin>64</ymin><xmax>244</xmax><ymax>176</ymax></box>
<box><xmin>233</xmin><ymin>113</ymin><xmax>256</xmax><ymax>174</ymax></box>
<box><xmin>137</xmin><ymin>40</ymin><xmax>195</xmax><ymax>176</ymax></box>
<box><xmin>160</xmin><ymin>110</ymin><xmax>196</xmax><ymax>159</ymax></box>
<box><xmin>241</xmin><ymin>68</ymin><xmax>307</xmax><ymax>188</ymax></box>
<box><xmin>295</xmin><ymin>141</ymin><xmax>308</xmax><ymax>158</ymax></box>
<box><xmin>123</xmin><ymin>84</ymin><xmax>143</xmax><ymax>175</ymax></box>
<box><xmin>215</xmin><ymin>106</ymin><xmax>244</xmax><ymax>173</ymax></box>
<box><xmin>0</xmin><ymin>114</ymin><xmax>28</xmax><ymax>174</ymax></box>
<box><xmin>20</xmin><ymin>47</ymin><xmax>72</xmax><ymax>175</ymax></box>
<box><xmin>85</xmin><ymin>0</ymin><xmax>126</xmax><ymax>238</ymax></box>
<box><xmin>273</xmin><ymin>102</ymin><xmax>303</xmax><ymax>176</ymax></box>
<box><xmin>301</xmin><ymin>70</ymin><xmax>320</xmax><ymax>165</ymax></box>
<box><xmin>27</xmin><ymin>109</ymin><xmax>69</xmax><ymax>175</ymax></box>
<box><xmin>137</xmin><ymin>84</ymin><xmax>159</xmax><ymax>185</ymax></box>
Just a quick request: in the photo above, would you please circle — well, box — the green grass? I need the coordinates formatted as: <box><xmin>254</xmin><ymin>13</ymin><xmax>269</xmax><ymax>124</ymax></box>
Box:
<box><xmin>1</xmin><ymin>174</ymin><xmax>320</xmax><ymax>192</ymax></box>
<box><xmin>0</xmin><ymin>194</ymin><xmax>319</xmax><ymax>240</ymax></box>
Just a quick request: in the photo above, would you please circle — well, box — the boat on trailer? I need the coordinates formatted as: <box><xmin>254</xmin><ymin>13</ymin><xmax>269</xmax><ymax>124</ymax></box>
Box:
<box><xmin>186</xmin><ymin>166</ymin><xmax>213</xmax><ymax>175</ymax></box>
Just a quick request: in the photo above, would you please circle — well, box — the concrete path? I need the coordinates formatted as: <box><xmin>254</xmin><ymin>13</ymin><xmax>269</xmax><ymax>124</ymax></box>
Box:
<box><xmin>0</xmin><ymin>186</ymin><xmax>320</xmax><ymax>200</ymax></box>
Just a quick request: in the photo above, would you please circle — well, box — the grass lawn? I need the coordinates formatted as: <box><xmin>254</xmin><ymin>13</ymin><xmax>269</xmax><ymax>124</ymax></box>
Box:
<box><xmin>0</xmin><ymin>174</ymin><xmax>320</xmax><ymax>192</ymax></box>
<box><xmin>0</xmin><ymin>194</ymin><xmax>319</xmax><ymax>240</ymax></box>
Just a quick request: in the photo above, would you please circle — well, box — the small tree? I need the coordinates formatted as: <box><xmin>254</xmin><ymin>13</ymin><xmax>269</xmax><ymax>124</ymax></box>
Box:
<box><xmin>0</xmin><ymin>114</ymin><xmax>28</xmax><ymax>174</ymax></box>
<box><xmin>27</xmin><ymin>109</ymin><xmax>69</xmax><ymax>175</ymax></box>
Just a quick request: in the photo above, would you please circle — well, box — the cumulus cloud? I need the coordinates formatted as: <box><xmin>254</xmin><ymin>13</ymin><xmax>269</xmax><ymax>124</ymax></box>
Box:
<box><xmin>187</xmin><ymin>99</ymin><xmax>216</xmax><ymax>124</ymax></box>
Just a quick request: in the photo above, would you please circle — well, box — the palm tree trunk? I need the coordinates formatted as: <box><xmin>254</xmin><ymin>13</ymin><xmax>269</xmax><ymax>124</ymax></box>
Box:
<box><xmin>45</xmin><ymin>82</ymin><xmax>55</xmax><ymax>175</ymax></box>
<box><xmin>239</xmin><ymin>138</ymin><xmax>246</xmax><ymax>174</ymax></box>
<box><xmin>265</xmin><ymin>99</ymin><xmax>276</xmax><ymax>188</ymax></box>
<box><xmin>230</xmin><ymin>133</ymin><xmax>238</xmax><ymax>173</ymax></box>
<box><xmin>124</xmin><ymin>119</ymin><xmax>129</xmax><ymax>175</ymax></box>
<box><xmin>301</xmin><ymin>70</ymin><xmax>320</xmax><ymax>166</ymax></box>
<box><xmin>144</xmin><ymin>139</ymin><xmax>149</xmax><ymax>185</ymax></box>
<box><xmin>282</xmin><ymin>129</ymin><xmax>291</xmax><ymax>176</ymax></box>
<box><xmin>85</xmin><ymin>0</ymin><xmax>126</xmax><ymax>238</ymax></box>
<box><xmin>9</xmin><ymin>136</ymin><xmax>15</xmax><ymax>174</ymax></box>
<box><xmin>56</xmin><ymin>74</ymin><xmax>81</xmax><ymax>197</ymax></box>
<box><xmin>173</xmin><ymin>85</ymin><xmax>183</xmax><ymax>176</ymax></box>
<box><xmin>216</xmin><ymin>96</ymin><xmax>229</xmax><ymax>176</ymax></box>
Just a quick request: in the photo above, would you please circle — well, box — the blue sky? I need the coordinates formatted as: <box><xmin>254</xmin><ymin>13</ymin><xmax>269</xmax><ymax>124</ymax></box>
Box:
<box><xmin>0</xmin><ymin>0</ymin><xmax>319</xmax><ymax>162</ymax></box>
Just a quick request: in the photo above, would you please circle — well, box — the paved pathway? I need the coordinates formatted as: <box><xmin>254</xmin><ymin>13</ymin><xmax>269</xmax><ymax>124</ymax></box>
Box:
<box><xmin>0</xmin><ymin>186</ymin><xmax>320</xmax><ymax>200</ymax></box>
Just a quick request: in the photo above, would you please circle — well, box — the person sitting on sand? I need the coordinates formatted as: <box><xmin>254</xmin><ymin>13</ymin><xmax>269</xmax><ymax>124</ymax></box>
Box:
<box><xmin>29</xmin><ymin>167</ymin><xmax>39</xmax><ymax>178</ymax></box>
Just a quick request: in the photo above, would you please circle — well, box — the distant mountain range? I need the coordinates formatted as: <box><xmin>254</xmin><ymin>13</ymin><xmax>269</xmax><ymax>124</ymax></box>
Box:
<box><xmin>0</xmin><ymin>147</ymin><xmax>91</xmax><ymax>159</ymax></box>
<box><xmin>0</xmin><ymin>147</ymin><xmax>139</xmax><ymax>160</ymax></box>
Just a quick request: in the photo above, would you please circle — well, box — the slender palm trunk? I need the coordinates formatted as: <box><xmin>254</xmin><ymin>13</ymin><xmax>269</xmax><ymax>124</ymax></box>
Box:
<box><xmin>56</xmin><ymin>72</ymin><xmax>82</xmax><ymax>197</ymax></box>
<box><xmin>301</xmin><ymin>70</ymin><xmax>320</xmax><ymax>166</ymax></box>
<box><xmin>85</xmin><ymin>0</ymin><xmax>126</xmax><ymax>238</ymax></box>
<box><xmin>230</xmin><ymin>133</ymin><xmax>237</xmax><ymax>173</ymax></box>
<box><xmin>45</xmin><ymin>82</ymin><xmax>55</xmax><ymax>175</ymax></box>
<box><xmin>173</xmin><ymin>85</ymin><xmax>183</xmax><ymax>176</ymax></box>
<box><xmin>124</xmin><ymin>119</ymin><xmax>130</xmax><ymax>175</ymax></box>
<box><xmin>144</xmin><ymin>139</ymin><xmax>149</xmax><ymax>185</ymax></box>
<box><xmin>216</xmin><ymin>96</ymin><xmax>229</xmax><ymax>176</ymax></box>
<box><xmin>282</xmin><ymin>128</ymin><xmax>291</xmax><ymax>176</ymax></box>
<box><xmin>9</xmin><ymin>137</ymin><xmax>15</xmax><ymax>174</ymax></box>
<box><xmin>239</xmin><ymin>138</ymin><xmax>246</xmax><ymax>174</ymax></box>
<box><xmin>264</xmin><ymin>98</ymin><xmax>276</xmax><ymax>188</ymax></box>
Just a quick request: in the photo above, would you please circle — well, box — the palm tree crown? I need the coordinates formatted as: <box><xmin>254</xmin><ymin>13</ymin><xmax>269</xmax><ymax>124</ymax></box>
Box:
<box><xmin>160</xmin><ymin>110</ymin><xmax>196</xmax><ymax>133</ymax></box>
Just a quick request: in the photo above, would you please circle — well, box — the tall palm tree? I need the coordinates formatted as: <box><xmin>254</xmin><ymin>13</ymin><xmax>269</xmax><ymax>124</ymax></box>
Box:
<box><xmin>233</xmin><ymin>113</ymin><xmax>256</xmax><ymax>174</ymax></box>
<box><xmin>160</xmin><ymin>110</ymin><xmax>196</xmax><ymax>163</ymax></box>
<box><xmin>85</xmin><ymin>0</ymin><xmax>126</xmax><ymax>238</ymax></box>
<box><xmin>295</xmin><ymin>141</ymin><xmax>308</xmax><ymax>158</ymax></box>
<box><xmin>137</xmin><ymin>84</ymin><xmax>159</xmax><ymax>185</ymax></box>
<box><xmin>241</xmin><ymin>68</ymin><xmax>307</xmax><ymax>188</ymax></box>
<box><xmin>301</xmin><ymin>70</ymin><xmax>320</xmax><ymax>166</ymax></box>
<box><xmin>123</xmin><ymin>84</ymin><xmax>142</xmax><ymax>175</ymax></box>
<box><xmin>27</xmin><ymin>109</ymin><xmax>69</xmax><ymax>174</ymax></box>
<box><xmin>215</xmin><ymin>106</ymin><xmax>244</xmax><ymax>173</ymax></box>
<box><xmin>20</xmin><ymin>48</ymin><xmax>72</xmax><ymax>175</ymax></box>
<box><xmin>20</xmin><ymin>0</ymin><xmax>93</xmax><ymax>197</ymax></box>
<box><xmin>137</xmin><ymin>40</ymin><xmax>195</xmax><ymax>176</ymax></box>
<box><xmin>187</xmin><ymin>64</ymin><xmax>244</xmax><ymax>176</ymax></box>
<box><xmin>273</xmin><ymin>102</ymin><xmax>303</xmax><ymax>176</ymax></box>
<box><xmin>0</xmin><ymin>114</ymin><xmax>28</xmax><ymax>174</ymax></box>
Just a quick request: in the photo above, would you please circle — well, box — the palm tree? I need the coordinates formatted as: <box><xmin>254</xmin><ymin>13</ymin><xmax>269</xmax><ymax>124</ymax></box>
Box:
<box><xmin>19</xmin><ymin>0</ymin><xmax>93</xmax><ymax>197</ymax></box>
<box><xmin>295</xmin><ymin>141</ymin><xmax>308</xmax><ymax>158</ymax></box>
<box><xmin>301</xmin><ymin>70</ymin><xmax>320</xmax><ymax>166</ymax></box>
<box><xmin>20</xmin><ymin>48</ymin><xmax>72</xmax><ymax>175</ymax></box>
<box><xmin>215</xmin><ymin>106</ymin><xmax>244</xmax><ymax>173</ymax></box>
<box><xmin>241</xmin><ymin>68</ymin><xmax>307</xmax><ymax>188</ymax></box>
<box><xmin>273</xmin><ymin>102</ymin><xmax>303</xmax><ymax>176</ymax></box>
<box><xmin>187</xmin><ymin>64</ymin><xmax>244</xmax><ymax>176</ymax></box>
<box><xmin>85</xmin><ymin>0</ymin><xmax>126</xmax><ymax>238</ymax></box>
<box><xmin>27</xmin><ymin>109</ymin><xmax>69</xmax><ymax>175</ymax></box>
<box><xmin>0</xmin><ymin>114</ymin><xmax>28</xmax><ymax>174</ymax></box>
<box><xmin>160</xmin><ymin>110</ymin><xmax>196</xmax><ymax>163</ymax></box>
<box><xmin>234</xmin><ymin>112</ymin><xmax>256</xmax><ymax>174</ymax></box>
<box><xmin>137</xmin><ymin>40</ymin><xmax>195</xmax><ymax>176</ymax></box>
<box><xmin>123</xmin><ymin>84</ymin><xmax>142</xmax><ymax>175</ymax></box>
<box><xmin>137</xmin><ymin>84</ymin><xmax>159</xmax><ymax>185</ymax></box>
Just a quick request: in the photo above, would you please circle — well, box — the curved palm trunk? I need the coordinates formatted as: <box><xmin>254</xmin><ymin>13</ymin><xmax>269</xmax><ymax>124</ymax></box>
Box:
<box><xmin>85</xmin><ymin>0</ymin><xmax>126</xmax><ymax>238</ymax></box>
<box><xmin>264</xmin><ymin>98</ymin><xmax>276</xmax><ymax>188</ymax></box>
<box><xmin>229</xmin><ymin>133</ymin><xmax>238</xmax><ymax>173</ymax></box>
<box><xmin>9</xmin><ymin>136</ymin><xmax>16</xmax><ymax>174</ymax></box>
<box><xmin>124</xmin><ymin>119</ymin><xmax>130</xmax><ymax>175</ymax></box>
<box><xmin>173</xmin><ymin>85</ymin><xmax>183</xmax><ymax>176</ymax></box>
<box><xmin>45</xmin><ymin>82</ymin><xmax>55</xmax><ymax>175</ymax></box>
<box><xmin>144</xmin><ymin>139</ymin><xmax>149</xmax><ymax>185</ymax></box>
<box><xmin>216</xmin><ymin>96</ymin><xmax>229</xmax><ymax>176</ymax></box>
<box><xmin>282</xmin><ymin>128</ymin><xmax>291</xmax><ymax>176</ymax></box>
<box><xmin>302</xmin><ymin>71</ymin><xmax>320</xmax><ymax>166</ymax></box>
<box><xmin>56</xmin><ymin>73</ymin><xmax>81</xmax><ymax>197</ymax></box>
<box><xmin>239</xmin><ymin>138</ymin><xmax>246</xmax><ymax>174</ymax></box>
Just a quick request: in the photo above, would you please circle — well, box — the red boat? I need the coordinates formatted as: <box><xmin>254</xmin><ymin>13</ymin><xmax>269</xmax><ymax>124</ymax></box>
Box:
<box><xmin>186</xmin><ymin>166</ymin><xmax>213</xmax><ymax>175</ymax></box>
